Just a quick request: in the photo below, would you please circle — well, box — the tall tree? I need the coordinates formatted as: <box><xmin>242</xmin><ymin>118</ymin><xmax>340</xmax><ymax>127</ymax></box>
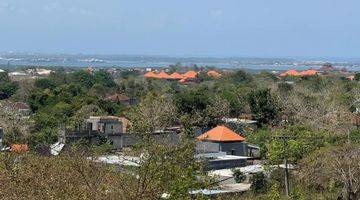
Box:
<box><xmin>248</xmin><ymin>88</ymin><xmax>280</xmax><ymax>126</ymax></box>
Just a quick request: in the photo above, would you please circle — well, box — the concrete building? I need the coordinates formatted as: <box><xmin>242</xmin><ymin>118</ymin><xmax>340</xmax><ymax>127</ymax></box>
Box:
<box><xmin>86</xmin><ymin>116</ymin><xmax>124</xmax><ymax>134</ymax></box>
<box><xmin>64</xmin><ymin>116</ymin><xmax>135</xmax><ymax>149</ymax></box>
<box><xmin>196</xmin><ymin>152</ymin><xmax>248</xmax><ymax>170</ymax></box>
<box><xmin>196</xmin><ymin>125</ymin><xmax>247</xmax><ymax>156</ymax></box>
<box><xmin>196</xmin><ymin>125</ymin><xmax>259</xmax><ymax>157</ymax></box>
<box><xmin>85</xmin><ymin>116</ymin><xmax>134</xmax><ymax>149</ymax></box>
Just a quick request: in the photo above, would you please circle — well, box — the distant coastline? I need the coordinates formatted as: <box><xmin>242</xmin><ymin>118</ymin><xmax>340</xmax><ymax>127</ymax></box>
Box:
<box><xmin>1</xmin><ymin>53</ymin><xmax>360</xmax><ymax>71</ymax></box>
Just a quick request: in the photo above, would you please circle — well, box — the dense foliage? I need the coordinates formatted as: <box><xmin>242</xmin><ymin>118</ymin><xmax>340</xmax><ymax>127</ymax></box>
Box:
<box><xmin>27</xmin><ymin>70</ymin><xmax>124</xmax><ymax>146</ymax></box>
<box><xmin>0</xmin><ymin>72</ymin><xmax>18</xmax><ymax>99</ymax></box>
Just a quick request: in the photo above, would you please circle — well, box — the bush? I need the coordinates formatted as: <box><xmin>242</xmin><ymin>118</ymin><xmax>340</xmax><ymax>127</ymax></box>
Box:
<box><xmin>250</xmin><ymin>172</ymin><xmax>268</xmax><ymax>193</ymax></box>
<box><xmin>278</xmin><ymin>82</ymin><xmax>293</xmax><ymax>94</ymax></box>
<box><xmin>232</xmin><ymin>169</ymin><xmax>246</xmax><ymax>183</ymax></box>
<box><xmin>354</xmin><ymin>73</ymin><xmax>360</xmax><ymax>81</ymax></box>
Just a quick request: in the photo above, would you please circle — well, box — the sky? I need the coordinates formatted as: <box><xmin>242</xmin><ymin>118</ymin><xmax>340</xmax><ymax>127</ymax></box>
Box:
<box><xmin>0</xmin><ymin>0</ymin><xmax>360</xmax><ymax>58</ymax></box>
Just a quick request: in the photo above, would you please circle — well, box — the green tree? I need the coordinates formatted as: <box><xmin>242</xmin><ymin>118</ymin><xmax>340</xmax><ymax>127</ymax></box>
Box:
<box><xmin>229</xmin><ymin>70</ymin><xmax>253</xmax><ymax>84</ymax></box>
<box><xmin>250</xmin><ymin>172</ymin><xmax>268</xmax><ymax>194</ymax></box>
<box><xmin>174</xmin><ymin>88</ymin><xmax>209</xmax><ymax>115</ymax></box>
<box><xmin>267</xmin><ymin>183</ymin><xmax>284</xmax><ymax>200</ymax></box>
<box><xmin>248</xmin><ymin>88</ymin><xmax>280</xmax><ymax>126</ymax></box>
<box><xmin>69</xmin><ymin>70</ymin><xmax>94</xmax><ymax>88</ymax></box>
<box><xmin>0</xmin><ymin>72</ymin><xmax>19</xmax><ymax>99</ymax></box>
<box><xmin>34</xmin><ymin>78</ymin><xmax>55</xmax><ymax>90</ymax></box>
<box><xmin>94</xmin><ymin>70</ymin><xmax>116</xmax><ymax>88</ymax></box>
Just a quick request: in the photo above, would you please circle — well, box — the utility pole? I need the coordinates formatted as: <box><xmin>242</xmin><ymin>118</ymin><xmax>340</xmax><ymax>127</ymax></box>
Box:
<box><xmin>281</xmin><ymin>135</ymin><xmax>290</xmax><ymax>197</ymax></box>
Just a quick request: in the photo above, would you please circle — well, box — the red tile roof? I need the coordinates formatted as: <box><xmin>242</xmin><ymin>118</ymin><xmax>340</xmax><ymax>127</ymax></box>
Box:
<box><xmin>182</xmin><ymin>71</ymin><xmax>197</xmax><ymax>79</ymax></box>
<box><xmin>300</xmin><ymin>69</ymin><xmax>318</xmax><ymax>76</ymax></box>
<box><xmin>207</xmin><ymin>70</ymin><xmax>222</xmax><ymax>78</ymax></box>
<box><xmin>169</xmin><ymin>72</ymin><xmax>184</xmax><ymax>80</ymax></box>
<box><xmin>144</xmin><ymin>71</ymin><xmax>158</xmax><ymax>78</ymax></box>
<box><xmin>156</xmin><ymin>71</ymin><xmax>171</xmax><ymax>79</ymax></box>
<box><xmin>11</xmin><ymin>144</ymin><xmax>29</xmax><ymax>153</ymax></box>
<box><xmin>197</xmin><ymin>125</ymin><xmax>246</xmax><ymax>142</ymax></box>
<box><xmin>279</xmin><ymin>69</ymin><xmax>301</xmax><ymax>77</ymax></box>
<box><xmin>179</xmin><ymin>78</ymin><xmax>188</xmax><ymax>84</ymax></box>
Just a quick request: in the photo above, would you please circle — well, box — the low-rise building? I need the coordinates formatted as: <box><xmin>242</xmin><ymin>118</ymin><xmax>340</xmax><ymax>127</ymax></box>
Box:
<box><xmin>36</xmin><ymin>69</ymin><xmax>53</xmax><ymax>76</ymax></box>
<box><xmin>104</xmin><ymin>94</ymin><xmax>137</xmax><ymax>105</ymax></box>
<box><xmin>66</xmin><ymin>116</ymin><xmax>135</xmax><ymax>149</ymax></box>
<box><xmin>196</xmin><ymin>125</ymin><xmax>259</xmax><ymax>157</ymax></box>
<box><xmin>196</xmin><ymin>152</ymin><xmax>249</xmax><ymax>170</ymax></box>
<box><xmin>196</xmin><ymin>125</ymin><xmax>247</xmax><ymax>156</ymax></box>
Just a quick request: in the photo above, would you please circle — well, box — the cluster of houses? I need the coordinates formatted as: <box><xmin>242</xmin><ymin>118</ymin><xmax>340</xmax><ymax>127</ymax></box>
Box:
<box><xmin>143</xmin><ymin>70</ymin><xmax>222</xmax><ymax>83</ymax></box>
<box><xmin>278</xmin><ymin>64</ymin><xmax>357</xmax><ymax>80</ymax></box>
<box><xmin>279</xmin><ymin>69</ymin><xmax>319</xmax><ymax>77</ymax></box>
<box><xmin>1</xmin><ymin>111</ymin><xmax>260</xmax><ymax>172</ymax></box>
<box><xmin>57</xmin><ymin>115</ymin><xmax>259</xmax><ymax>170</ymax></box>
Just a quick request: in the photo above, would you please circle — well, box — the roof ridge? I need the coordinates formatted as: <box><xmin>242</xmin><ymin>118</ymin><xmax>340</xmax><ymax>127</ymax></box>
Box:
<box><xmin>219</xmin><ymin>125</ymin><xmax>225</xmax><ymax>141</ymax></box>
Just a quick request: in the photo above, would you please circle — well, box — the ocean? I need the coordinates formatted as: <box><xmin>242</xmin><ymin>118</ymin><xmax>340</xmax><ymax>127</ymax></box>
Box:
<box><xmin>0</xmin><ymin>54</ymin><xmax>358</xmax><ymax>71</ymax></box>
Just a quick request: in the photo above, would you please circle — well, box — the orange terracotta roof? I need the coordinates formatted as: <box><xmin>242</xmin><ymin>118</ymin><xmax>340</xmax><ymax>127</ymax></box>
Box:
<box><xmin>207</xmin><ymin>70</ymin><xmax>222</xmax><ymax>78</ymax></box>
<box><xmin>197</xmin><ymin>125</ymin><xmax>246</xmax><ymax>142</ymax></box>
<box><xmin>300</xmin><ymin>69</ymin><xmax>318</xmax><ymax>76</ymax></box>
<box><xmin>169</xmin><ymin>72</ymin><xmax>184</xmax><ymax>80</ymax></box>
<box><xmin>182</xmin><ymin>71</ymin><xmax>197</xmax><ymax>79</ymax></box>
<box><xmin>179</xmin><ymin>78</ymin><xmax>188</xmax><ymax>83</ymax></box>
<box><xmin>156</xmin><ymin>70</ymin><xmax>171</xmax><ymax>79</ymax></box>
<box><xmin>144</xmin><ymin>71</ymin><xmax>158</xmax><ymax>78</ymax></box>
<box><xmin>279</xmin><ymin>69</ymin><xmax>301</xmax><ymax>77</ymax></box>
<box><xmin>11</xmin><ymin>144</ymin><xmax>29</xmax><ymax>153</ymax></box>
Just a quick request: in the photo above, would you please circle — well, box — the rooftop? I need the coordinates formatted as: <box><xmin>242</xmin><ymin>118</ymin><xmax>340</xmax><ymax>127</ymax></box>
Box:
<box><xmin>279</xmin><ymin>69</ymin><xmax>301</xmax><ymax>77</ymax></box>
<box><xmin>105</xmin><ymin>94</ymin><xmax>130</xmax><ymax>102</ymax></box>
<box><xmin>182</xmin><ymin>70</ymin><xmax>197</xmax><ymax>79</ymax></box>
<box><xmin>197</xmin><ymin>125</ymin><xmax>246</xmax><ymax>142</ymax></box>
<box><xmin>207</xmin><ymin>70</ymin><xmax>222</xmax><ymax>78</ymax></box>
<box><xmin>169</xmin><ymin>72</ymin><xmax>184</xmax><ymax>80</ymax></box>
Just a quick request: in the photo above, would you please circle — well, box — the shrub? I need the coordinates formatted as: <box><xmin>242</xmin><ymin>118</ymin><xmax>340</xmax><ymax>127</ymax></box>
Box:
<box><xmin>250</xmin><ymin>172</ymin><xmax>268</xmax><ymax>193</ymax></box>
<box><xmin>232</xmin><ymin>168</ymin><xmax>246</xmax><ymax>183</ymax></box>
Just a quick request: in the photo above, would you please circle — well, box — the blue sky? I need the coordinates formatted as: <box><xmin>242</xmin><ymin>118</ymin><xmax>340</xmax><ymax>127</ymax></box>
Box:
<box><xmin>1</xmin><ymin>0</ymin><xmax>360</xmax><ymax>57</ymax></box>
